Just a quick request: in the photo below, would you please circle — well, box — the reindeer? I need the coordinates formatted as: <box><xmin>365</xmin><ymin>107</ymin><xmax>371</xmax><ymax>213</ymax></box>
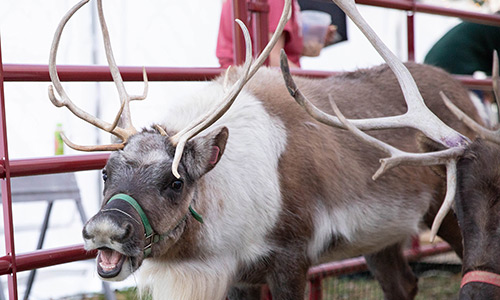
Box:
<box><xmin>281</xmin><ymin>52</ymin><xmax>500</xmax><ymax>299</ymax></box>
<box><xmin>279</xmin><ymin>1</ymin><xmax>500</xmax><ymax>299</ymax></box>
<box><xmin>48</xmin><ymin>0</ymin><xmax>490</xmax><ymax>299</ymax></box>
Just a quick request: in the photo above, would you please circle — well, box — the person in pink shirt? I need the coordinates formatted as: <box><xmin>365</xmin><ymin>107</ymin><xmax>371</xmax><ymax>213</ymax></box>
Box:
<box><xmin>216</xmin><ymin>0</ymin><xmax>304</xmax><ymax>68</ymax></box>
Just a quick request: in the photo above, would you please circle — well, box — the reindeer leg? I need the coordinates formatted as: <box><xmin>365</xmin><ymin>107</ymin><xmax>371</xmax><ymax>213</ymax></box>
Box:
<box><xmin>364</xmin><ymin>242</ymin><xmax>418</xmax><ymax>300</ymax></box>
<box><xmin>265</xmin><ymin>253</ymin><xmax>310</xmax><ymax>300</ymax></box>
<box><xmin>227</xmin><ymin>285</ymin><xmax>262</xmax><ymax>300</ymax></box>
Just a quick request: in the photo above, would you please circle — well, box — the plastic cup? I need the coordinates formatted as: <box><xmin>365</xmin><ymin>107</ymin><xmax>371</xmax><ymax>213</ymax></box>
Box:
<box><xmin>301</xmin><ymin>10</ymin><xmax>331</xmax><ymax>57</ymax></box>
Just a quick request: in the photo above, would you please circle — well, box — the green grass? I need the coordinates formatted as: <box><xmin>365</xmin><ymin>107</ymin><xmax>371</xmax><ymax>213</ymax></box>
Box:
<box><xmin>320</xmin><ymin>268</ymin><xmax>461</xmax><ymax>300</ymax></box>
<box><xmin>59</xmin><ymin>287</ymin><xmax>146</xmax><ymax>300</ymax></box>
<box><xmin>64</xmin><ymin>264</ymin><xmax>461</xmax><ymax>299</ymax></box>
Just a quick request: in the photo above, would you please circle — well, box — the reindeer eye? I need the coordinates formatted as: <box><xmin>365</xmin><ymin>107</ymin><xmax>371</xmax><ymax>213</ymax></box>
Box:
<box><xmin>170</xmin><ymin>180</ymin><xmax>183</xmax><ymax>191</ymax></box>
<box><xmin>102</xmin><ymin>170</ymin><xmax>108</xmax><ymax>182</ymax></box>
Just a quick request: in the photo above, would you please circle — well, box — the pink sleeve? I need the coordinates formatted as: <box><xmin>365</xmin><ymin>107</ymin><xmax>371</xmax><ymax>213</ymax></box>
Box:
<box><xmin>267</xmin><ymin>0</ymin><xmax>293</xmax><ymax>34</ymax></box>
<box><xmin>216</xmin><ymin>0</ymin><xmax>235</xmax><ymax>67</ymax></box>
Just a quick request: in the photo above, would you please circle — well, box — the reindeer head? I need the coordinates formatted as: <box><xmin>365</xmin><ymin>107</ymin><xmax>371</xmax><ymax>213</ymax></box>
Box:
<box><xmin>440</xmin><ymin>53</ymin><xmax>500</xmax><ymax>298</ymax></box>
<box><xmin>49</xmin><ymin>0</ymin><xmax>292</xmax><ymax>281</ymax></box>
<box><xmin>83</xmin><ymin>125</ymin><xmax>228</xmax><ymax>280</ymax></box>
<box><xmin>281</xmin><ymin>0</ymin><xmax>500</xmax><ymax>297</ymax></box>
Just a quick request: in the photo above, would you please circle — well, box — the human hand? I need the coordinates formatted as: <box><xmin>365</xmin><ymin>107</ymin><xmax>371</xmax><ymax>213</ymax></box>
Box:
<box><xmin>324</xmin><ymin>25</ymin><xmax>338</xmax><ymax>46</ymax></box>
<box><xmin>302</xmin><ymin>25</ymin><xmax>338</xmax><ymax>57</ymax></box>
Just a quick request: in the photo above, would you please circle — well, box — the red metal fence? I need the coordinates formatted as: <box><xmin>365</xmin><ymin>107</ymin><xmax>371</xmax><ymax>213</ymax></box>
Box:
<box><xmin>0</xmin><ymin>1</ymin><xmax>499</xmax><ymax>299</ymax></box>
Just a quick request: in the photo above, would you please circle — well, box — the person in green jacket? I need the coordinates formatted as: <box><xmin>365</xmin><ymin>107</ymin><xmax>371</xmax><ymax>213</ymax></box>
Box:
<box><xmin>424</xmin><ymin>16</ymin><xmax>500</xmax><ymax>76</ymax></box>
<box><xmin>424</xmin><ymin>15</ymin><xmax>500</xmax><ymax>124</ymax></box>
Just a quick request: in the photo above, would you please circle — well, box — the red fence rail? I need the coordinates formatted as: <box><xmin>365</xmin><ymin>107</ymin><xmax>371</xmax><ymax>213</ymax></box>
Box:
<box><xmin>0</xmin><ymin>33</ymin><xmax>18</xmax><ymax>300</ymax></box>
<box><xmin>0</xmin><ymin>1</ymin><xmax>499</xmax><ymax>299</ymax></box>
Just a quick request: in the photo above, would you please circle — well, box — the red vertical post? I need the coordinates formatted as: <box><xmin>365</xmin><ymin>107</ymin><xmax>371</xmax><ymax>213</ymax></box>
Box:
<box><xmin>309</xmin><ymin>278</ymin><xmax>322</xmax><ymax>300</ymax></box>
<box><xmin>250</xmin><ymin>0</ymin><xmax>270</xmax><ymax>65</ymax></box>
<box><xmin>0</xmin><ymin>36</ymin><xmax>18</xmax><ymax>300</ymax></box>
<box><xmin>406</xmin><ymin>1</ymin><xmax>416</xmax><ymax>61</ymax></box>
<box><xmin>232</xmin><ymin>0</ymin><xmax>249</xmax><ymax>65</ymax></box>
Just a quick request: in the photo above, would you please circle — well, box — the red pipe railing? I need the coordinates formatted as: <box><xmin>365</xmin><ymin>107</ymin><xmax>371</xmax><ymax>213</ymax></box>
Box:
<box><xmin>0</xmin><ymin>246</ymin><xmax>96</xmax><ymax>275</ymax></box>
<box><xmin>0</xmin><ymin>34</ymin><xmax>18</xmax><ymax>300</ymax></box>
<box><xmin>357</xmin><ymin>0</ymin><xmax>500</xmax><ymax>26</ymax></box>
<box><xmin>307</xmin><ymin>242</ymin><xmax>452</xmax><ymax>281</ymax></box>
<box><xmin>1</xmin><ymin>1</ymin><xmax>498</xmax><ymax>299</ymax></box>
<box><xmin>2</xmin><ymin>65</ymin><xmax>225</xmax><ymax>82</ymax></box>
<box><xmin>0</xmin><ymin>154</ymin><xmax>109</xmax><ymax>179</ymax></box>
<box><xmin>2</xmin><ymin>64</ymin><xmax>493</xmax><ymax>89</ymax></box>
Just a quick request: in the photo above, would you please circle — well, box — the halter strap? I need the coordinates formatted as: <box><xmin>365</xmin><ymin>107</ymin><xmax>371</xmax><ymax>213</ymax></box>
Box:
<box><xmin>108</xmin><ymin>193</ymin><xmax>154</xmax><ymax>239</ymax></box>
<box><xmin>461</xmin><ymin>270</ymin><xmax>500</xmax><ymax>288</ymax></box>
<box><xmin>106</xmin><ymin>193</ymin><xmax>203</xmax><ymax>258</ymax></box>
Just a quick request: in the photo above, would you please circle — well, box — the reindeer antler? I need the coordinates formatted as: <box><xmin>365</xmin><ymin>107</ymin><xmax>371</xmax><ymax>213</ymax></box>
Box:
<box><xmin>280</xmin><ymin>0</ymin><xmax>472</xmax><ymax>242</ymax></box>
<box><xmin>494</xmin><ymin>50</ymin><xmax>500</xmax><ymax>111</ymax></box>
<box><xmin>441</xmin><ymin>51</ymin><xmax>500</xmax><ymax>143</ymax></box>
<box><xmin>169</xmin><ymin>0</ymin><xmax>293</xmax><ymax>178</ymax></box>
<box><xmin>48</xmin><ymin>0</ymin><xmax>148</xmax><ymax>151</ymax></box>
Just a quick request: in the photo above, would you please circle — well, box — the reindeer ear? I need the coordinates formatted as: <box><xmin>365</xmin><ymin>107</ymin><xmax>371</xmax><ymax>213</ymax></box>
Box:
<box><xmin>182</xmin><ymin>127</ymin><xmax>229</xmax><ymax>180</ymax></box>
<box><xmin>206</xmin><ymin>127</ymin><xmax>228</xmax><ymax>169</ymax></box>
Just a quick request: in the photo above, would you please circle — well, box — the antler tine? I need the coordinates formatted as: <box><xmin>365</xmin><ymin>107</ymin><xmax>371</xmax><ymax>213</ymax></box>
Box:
<box><xmin>48</xmin><ymin>0</ymin><xmax>90</xmax><ymax>109</ymax></box>
<box><xmin>97</xmin><ymin>0</ymin><xmax>148</xmax><ymax>138</ymax></box>
<box><xmin>442</xmin><ymin>51</ymin><xmax>500</xmax><ymax>145</ymax></box>
<box><xmin>429</xmin><ymin>160</ymin><xmax>458</xmax><ymax>242</ymax></box>
<box><xmin>169</xmin><ymin>20</ymin><xmax>253</xmax><ymax>144</ymax></box>
<box><xmin>49</xmin><ymin>0</ymin><xmax>129</xmax><ymax>141</ymax></box>
<box><xmin>281</xmin><ymin>48</ymin><xmax>469</xmax><ymax>148</ymax></box>
<box><xmin>170</xmin><ymin>0</ymin><xmax>292</xmax><ymax>145</ymax></box>
<box><xmin>60</xmin><ymin>132</ymin><xmax>125</xmax><ymax>152</ymax></box>
<box><xmin>169</xmin><ymin>19</ymin><xmax>253</xmax><ymax>178</ymax></box>
<box><xmin>280</xmin><ymin>50</ymin><xmax>405</xmax><ymax>131</ymax></box>
<box><xmin>441</xmin><ymin>91</ymin><xmax>500</xmax><ymax>143</ymax></box>
<box><xmin>247</xmin><ymin>0</ymin><xmax>293</xmax><ymax>79</ymax></box>
<box><xmin>49</xmin><ymin>0</ymin><xmax>148</xmax><ymax>151</ymax></box>
<box><xmin>493</xmin><ymin>50</ymin><xmax>499</xmax><ymax>116</ymax></box>
<box><xmin>327</xmin><ymin>93</ymin><xmax>464</xmax><ymax>176</ymax></box>
<box><xmin>332</xmin><ymin>0</ymin><xmax>469</xmax><ymax>148</ymax></box>
<box><xmin>281</xmin><ymin>0</ymin><xmax>469</xmax><ymax>148</ymax></box>
<box><xmin>223</xmin><ymin>66</ymin><xmax>232</xmax><ymax>93</ymax></box>
<box><xmin>169</xmin><ymin>0</ymin><xmax>292</xmax><ymax>178</ymax></box>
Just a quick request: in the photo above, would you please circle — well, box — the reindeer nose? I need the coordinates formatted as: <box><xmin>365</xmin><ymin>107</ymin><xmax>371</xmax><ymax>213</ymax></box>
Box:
<box><xmin>82</xmin><ymin>201</ymin><xmax>144</xmax><ymax>248</ymax></box>
<box><xmin>82</xmin><ymin>226</ymin><xmax>93</xmax><ymax>240</ymax></box>
<box><xmin>121</xmin><ymin>221</ymin><xmax>134</xmax><ymax>240</ymax></box>
<box><xmin>82</xmin><ymin>217</ymin><xmax>134</xmax><ymax>240</ymax></box>
<box><xmin>89</xmin><ymin>210</ymin><xmax>136</xmax><ymax>233</ymax></box>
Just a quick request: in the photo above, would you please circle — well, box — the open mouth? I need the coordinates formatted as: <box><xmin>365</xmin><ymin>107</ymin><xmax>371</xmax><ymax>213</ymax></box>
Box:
<box><xmin>97</xmin><ymin>247</ymin><xmax>128</xmax><ymax>278</ymax></box>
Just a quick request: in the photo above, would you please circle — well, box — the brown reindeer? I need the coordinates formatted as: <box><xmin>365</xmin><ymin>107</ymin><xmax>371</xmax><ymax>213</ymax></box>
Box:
<box><xmin>280</xmin><ymin>1</ymin><xmax>500</xmax><ymax>299</ymax></box>
<box><xmin>281</xmin><ymin>56</ymin><xmax>500</xmax><ymax>299</ymax></box>
<box><xmin>48</xmin><ymin>0</ymin><xmax>486</xmax><ymax>299</ymax></box>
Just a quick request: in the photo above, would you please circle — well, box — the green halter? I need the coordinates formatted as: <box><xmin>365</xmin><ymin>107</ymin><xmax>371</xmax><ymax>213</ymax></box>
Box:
<box><xmin>107</xmin><ymin>193</ymin><xmax>203</xmax><ymax>257</ymax></box>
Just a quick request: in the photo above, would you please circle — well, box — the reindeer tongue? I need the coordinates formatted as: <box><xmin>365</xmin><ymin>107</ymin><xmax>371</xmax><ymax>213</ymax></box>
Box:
<box><xmin>97</xmin><ymin>249</ymin><xmax>125</xmax><ymax>278</ymax></box>
<box><xmin>100</xmin><ymin>249</ymin><xmax>122</xmax><ymax>267</ymax></box>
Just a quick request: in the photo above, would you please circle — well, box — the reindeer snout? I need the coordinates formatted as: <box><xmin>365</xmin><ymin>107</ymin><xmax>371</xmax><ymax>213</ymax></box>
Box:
<box><xmin>83</xmin><ymin>215</ymin><xmax>133</xmax><ymax>242</ymax></box>
<box><xmin>82</xmin><ymin>207</ymin><xmax>145</xmax><ymax>282</ymax></box>
<box><xmin>82</xmin><ymin>225</ymin><xmax>93</xmax><ymax>240</ymax></box>
<box><xmin>82</xmin><ymin>205</ymin><xmax>144</xmax><ymax>253</ymax></box>
<box><xmin>83</xmin><ymin>214</ymin><xmax>124</xmax><ymax>246</ymax></box>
